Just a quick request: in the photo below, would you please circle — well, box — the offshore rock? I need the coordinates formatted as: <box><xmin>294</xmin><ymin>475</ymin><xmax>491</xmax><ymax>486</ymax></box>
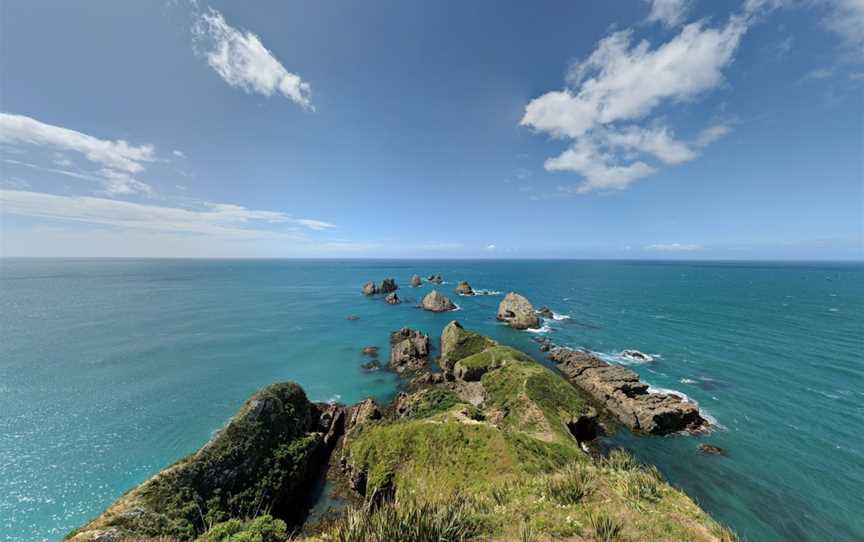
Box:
<box><xmin>497</xmin><ymin>292</ymin><xmax>541</xmax><ymax>330</ymax></box>
<box><xmin>384</xmin><ymin>292</ymin><xmax>400</xmax><ymax>305</ymax></box>
<box><xmin>550</xmin><ymin>347</ymin><xmax>708</xmax><ymax>435</ymax></box>
<box><xmin>427</xmin><ymin>274</ymin><xmax>444</xmax><ymax>284</ymax></box>
<box><xmin>421</xmin><ymin>290</ymin><xmax>457</xmax><ymax>312</ymax></box>
<box><xmin>410</xmin><ymin>274</ymin><xmax>422</xmax><ymax>287</ymax></box>
<box><xmin>379</xmin><ymin>278</ymin><xmax>398</xmax><ymax>294</ymax></box>
<box><xmin>389</xmin><ymin>327</ymin><xmax>430</xmax><ymax>373</ymax></box>
<box><xmin>455</xmin><ymin>280</ymin><xmax>474</xmax><ymax>296</ymax></box>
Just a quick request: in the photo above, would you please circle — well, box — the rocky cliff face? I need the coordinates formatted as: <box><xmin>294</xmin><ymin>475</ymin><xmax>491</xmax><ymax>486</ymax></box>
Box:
<box><xmin>496</xmin><ymin>292</ymin><xmax>540</xmax><ymax>329</ymax></box>
<box><xmin>67</xmin><ymin>383</ymin><xmax>344</xmax><ymax>542</ymax></box>
<box><xmin>550</xmin><ymin>347</ymin><xmax>708</xmax><ymax>435</ymax></box>
<box><xmin>389</xmin><ymin>327</ymin><xmax>430</xmax><ymax>373</ymax></box>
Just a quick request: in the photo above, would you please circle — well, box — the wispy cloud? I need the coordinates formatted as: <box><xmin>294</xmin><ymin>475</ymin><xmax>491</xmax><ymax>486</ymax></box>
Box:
<box><xmin>0</xmin><ymin>113</ymin><xmax>155</xmax><ymax>195</ymax></box>
<box><xmin>0</xmin><ymin>189</ymin><xmax>335</xmax><ymax>239</ymax></box>
<box><xmin>644</xmin><ymin>242</ymin><xmax>702</xmax><ymax>251</ymax></box>
<box><xmin>521</xmin><ymin>14</ymin><xmax>747</xmax><ymax>193</ymax></box>
<box><xmin>192</xmin><ymin>8</ymin><xmax>313</xmax><ymax>110</ymax></box>
<box><xmin>644</xmin><ymin>0</ymin><xmax>691</xmax><ymax>28</ymax></box>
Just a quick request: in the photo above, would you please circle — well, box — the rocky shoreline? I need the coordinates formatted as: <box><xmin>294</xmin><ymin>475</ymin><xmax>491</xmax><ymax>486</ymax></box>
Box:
<box><xmin>67</xmin><ymin>315</ymin><xmax>732</xmax><ymax>542</ymax></box>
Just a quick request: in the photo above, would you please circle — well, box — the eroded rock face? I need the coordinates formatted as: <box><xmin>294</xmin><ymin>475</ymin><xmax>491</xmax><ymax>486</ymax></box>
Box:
<box><xmin>454</xmin><ymin>281</ymin><xmax>474</xmax><ymax>295</ymax></box>
<box><xmin>410</xmin><ymin>274</ymin><xmax>422</xmax><ymax>287</ymax></box>
<box><xmin>427</xmin><ymin>274</ymin><xmax>444</xmax><ymax>284</ymax></box>
<box><xmin>550</xmin><ymin>348</ymin><xmax>708</xmax><ymax>435</ymax></box>
<box><xmin>362</xmin><ymin>282</ymin><xmax>378</xmax><ymax>295</ymax></box>
<box><xmin>389</xmin><ymin>327</ymin><xmax>430</xmax><ymax>373</ymax></box>
<box><xmin>348</xmin><ymin>398</ymin><xmax>382</xmax><ymax>431</ymax></box>
<box><xmin>497</xmin><ymin>292</ymin><xmax>540</xmax><ymax>330</ymax></box>
<box><xmin>68</xmin><ymin>383</ymin><xmax>345</xmax><ymax>541</ymax></box>
<box><xmin>384</xmin><ymin>292</ymin><xmax>400</xmax><ymax>305</ymax></box>
<box><xmin>422</xmin><ymin>290</ymin><xmax>457</xmax><ymax>312</ymax></box>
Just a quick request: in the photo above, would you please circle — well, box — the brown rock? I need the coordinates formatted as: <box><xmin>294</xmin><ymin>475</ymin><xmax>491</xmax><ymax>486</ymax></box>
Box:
<box><xmin>496</xmin><ymin>292</ymin><xmax>541</xmax><ymax>329</ymax></box>
<box><xmin>698</xmin><ymin>443</ymin><xmax>725</xmax><ymax>455</ymax></box>
<box><xmin>384</xmin><ymin>292</ymin><xmax>401</xmax><ymax>304</ymax></box>
<box><xmin>454</xmin><ymin>280</ymin><xmax>474</xmax><ymax>295</ymax></box>
<box><xmin>410</xmin><ymin>274</ymin><xmax>422</xmax><ymax>287</ymax></box>
<box><xmin>421</xmin><ymin>290</ymin><xmax>457</xmax><ymax>312</ymax></box>
<box><xmin>347</xmin><ymin>398</ymin><xmax>381</xmax><ymax>430</ymax></box>
<box><xmin>362</xmin><ymin>281</ymin><xmax>378</xmax><ymax>295</ymax></box>
<box><xmin>389</xmin><ymin>327</ymin><xmax>430</xmax><ymax>373</ymax></box>
<box><xmin>550</xmin><ymin>347</ymin><xmax>708</xmax><ymax>435</ymax></box>
<box><xmin>362</xmin><ymin>346</ymin><xmax>379</xmax><ymax>357</ymax></box>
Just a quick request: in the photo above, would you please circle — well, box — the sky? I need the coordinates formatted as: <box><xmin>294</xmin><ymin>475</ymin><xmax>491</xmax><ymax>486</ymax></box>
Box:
<box><xmin>0</xmin><ymin>0</ymin><xmax>862</xmax><ymax>259</ymax></box>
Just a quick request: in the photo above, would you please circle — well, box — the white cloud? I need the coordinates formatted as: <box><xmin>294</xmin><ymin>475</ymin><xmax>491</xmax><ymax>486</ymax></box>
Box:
<box><xmin>0</xmin><ymin>189</ymin><xmax>335</xmax><ymax>238</ymax></box>
<box><xmin>694</xmin><ymin>122</ymin><xmax>732</xmax><ymax>147</ymax></box>
<box><xmin>485</xmin><ymin>244</ymin><xmax>497</xmax><ymax>251</ymax></box>
<box><xmin>644</xmin><ymin>242</ymin><xmax>702</xmax><ymax>251</ymax></box>
<box><xmin>822</xmin><ymin>0</ymin><xmax>864</xmax><ymax>51</ymax></box>
<box><xmin>173</xmin><ymin>149</ymin><xmax>186</xmax><ymax>158</ymax></box>
<box><xmin>192</xmin><ymin>8</ymin><xmax>313</xmax><ymax>110</ymax></box>
<box><xmin>0</xmin><ymin>113</ymin><xmax>155</xmax><ymax>195</ymax></box>
<box><xmin>521</xmin><ymin>15</ymin><xmax>748</xmax><ymax>193</ymax></box>
<box><xmin>645</xmin><ymin>0</ymin><xmax>691</xmax><ymax>27</ymax></box>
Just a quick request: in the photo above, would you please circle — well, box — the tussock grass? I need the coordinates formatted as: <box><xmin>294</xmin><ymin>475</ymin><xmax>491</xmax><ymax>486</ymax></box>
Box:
<box><xmin>519</xmin><ymin>521</ymin><xmax>538</xmax><ymax>542</ymax></box>
<box><xmin>325</xmin><ymin>495</ymin><xmax>481</xmax><ymax>542</ymax></box>
<box><xmin>710</xmin><ymin>522</ymin><xmax>742</xmax><ymax>542</ymax></box>
<box><xmin>587</xmin><ymin>511</ymin><xmax>623</xmax><ymax>542</ymax></box>
<box><xmin>619</xmin><ymin>468</ymin><xmax>663</xmax><ymax>504</ymax></box>
<box><xmin>542</xmin><ymin>462</ymin><xmax>593</xmax><ymax>505</ymax></box>
<box><xmin>602</xmin><ymin>449</ymin><xmax>641</xmax><ymax>472</ymax></box>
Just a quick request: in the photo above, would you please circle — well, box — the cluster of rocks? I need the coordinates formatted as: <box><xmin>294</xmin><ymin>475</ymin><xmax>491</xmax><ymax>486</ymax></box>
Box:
<box><xmin>537</xmin><ymin>306</ymin><xmax>555</xmax><ymax>319</ymax></box>
<box><xmin>360</xmin><ymin>346</ymin><xmax>381</xmax><ymax>371</ymax></box>
<box><xmin>532</xmin><ymin>336</ymin><xmax>555</xmax><ymax>352</ymax></box>
<box><xmin>496</xmin><ymin>292</ymin><xmax>541</xmax><ymax>330</ymax></box>
<box><xmin>362</xmin><ymin>278</ymin><xmax>398</xmax><ymax>296</ymax></box>
<box><xmin>549</xmin><ymin>347</ymin><xmax>708</xmax><ymax>435</ymax></box>
<box><xmin>389</xmin><ymin>327</ymin><xmax>430</xmax><ymax>374</ymax></box>
<box><xmin>454</xmin><ymin>280</ymin><xmax>474</xmax><ymax>296</ymax></box>
<box><xmin>427</xmin><ymin>274</ymin><xmax>444</xmax><ymax>284</ymax></box>
<box><xmin>421</xmin><ymin>290</ymin><xmax>457</xmax><ymax>312</ymax></box>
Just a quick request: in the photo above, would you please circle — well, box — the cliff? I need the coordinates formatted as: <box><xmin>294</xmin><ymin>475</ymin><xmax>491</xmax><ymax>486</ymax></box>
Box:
<box><xmin>68</xmin><ymin>326</ymin><xmax>736</xmax><ymax>542</ymax></box>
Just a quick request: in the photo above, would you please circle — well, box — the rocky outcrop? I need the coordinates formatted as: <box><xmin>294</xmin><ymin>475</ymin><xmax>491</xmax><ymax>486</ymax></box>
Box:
<box><xmin>621</xmin><ymin>349</ymin><xmax>654</xmax><ymax>363</ymax></box>
<box><xmin>427</xmin><ymin>274</ymin><xmax>443</xmax><ymax>284</ymax></box>
<box><xmin>699</xmin><ymin>443</ymin><xmax>724</xmax><ymax>455</ymax></box>
<box><xmin>360</xmin><ymin>359</ymin><xmax>381</xmax><ymax>371</ymax></box>
<box><xmin>549</xmin><ymin>347</ymin><xmax>708</xmax><ymax>435</ymax></box>
<box><xmin>421</xmin><ymin>290</ymin><xmax>457</xmax><ymax>312</ymax></box>
<box><xmin>348</xmin><ymin>398</ymin><xmax>382</xmax><ymax>431</ymax></box>
<box><xmin>410</xmin><ymin>274</ymin><xmax>422</xmax><ymax>288</ymax></box>
<box><xmin>362</xmin><ymin>281</ymin><xmax>378</xmax><ymax>295</ymax></box>
<box><xmin>389</xmin><ymin>327</ymin><xmax>430</xmax><ymax>373</ymax></box>
<box><xmin>496</xmin><ymin>292</ymin><xmax>540</xmax><ymax>330</ymax></box>
<box><xmin>454</xmin><ymin>281</ymin><xmax>474</xmax><ymax>296</ymax></box>
<box><xmin>362</xmin><ymin>278</ymin><xmax>398</xmax><ymax>295</ymax></box>
<box><xmin>537</xmin><ymin>306</ymin><xmax>555</xmax><ymax>319</ymax></box>
<box><xmin>439</xmin><ymin>320</ymin><xmax>497</xmax><ymax>375</ymax></box>
<box><xmin>362</xmin><ymin>346</ymin><xmax>379</xmax><ymax>357</ymax></box>
<box><xmin>384</xmin><ymin>292</ymin><xmax>400</xmax><ymax>305</ymax></box>
<box><xmin>67</xmin><ymin>383</ymin><xmax>345</xmax><ymax>541</ymax></box>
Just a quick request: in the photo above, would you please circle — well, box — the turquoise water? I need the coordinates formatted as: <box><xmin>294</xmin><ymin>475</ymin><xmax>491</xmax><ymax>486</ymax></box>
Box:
<box><xmin>1</xmin><ymin>259</ymin><xmax>862</xmax><ymax>541</ymax></box>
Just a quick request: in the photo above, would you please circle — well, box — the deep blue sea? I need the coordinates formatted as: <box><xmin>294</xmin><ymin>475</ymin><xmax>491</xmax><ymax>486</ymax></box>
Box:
<box><xmin>1</xmin><ymin>259</ymin><xmax>862</xmax><ymax>541</ymax></box>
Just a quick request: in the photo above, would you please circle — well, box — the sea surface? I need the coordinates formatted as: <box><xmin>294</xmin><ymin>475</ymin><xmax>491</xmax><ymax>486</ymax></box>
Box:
<box><xmin>1</xmin><ymin>258</ymin><xmax>862</xmax><ymax>541</ymax></box>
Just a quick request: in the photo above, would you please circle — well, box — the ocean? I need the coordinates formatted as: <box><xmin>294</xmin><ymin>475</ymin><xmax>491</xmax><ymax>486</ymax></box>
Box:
<box><xmin>0</xmin><ymin>258</ymin><xmax>861</xmax><ymax>541</ymax></box>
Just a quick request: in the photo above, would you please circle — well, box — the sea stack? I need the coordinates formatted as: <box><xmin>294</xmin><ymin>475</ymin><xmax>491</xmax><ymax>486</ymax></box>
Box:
<box><xmin>421</xmin><ymin>290</ymin><xmax>457</xmax><ymax>312</ymax></box>
<box><xmin>427</xmin><ymin>274</ymin><xmax>444</xmax><ymax>284</ymax></box>
<box><xmin>379</xmin><ymin>278</ymin><xmax>398</xmax><ymax>293</ymax></box>
<box><xmin>361</xmin><ymin>281</ymin><xmax>378</xmax><ymax>295</ymax></box>
<box><xmin>410</xmin><ymin>274</ymin><xmax>422</xmax><ymax>287</ymax></box>
<box><xmin>389</xmin><ymin>327</ymin><xmax>430</xmax><ymax>373</ymax></box>
<box><xmin>496</xmin><ymin>292</ymin><xmax>540</xmax><ymax>329</ymax></box>
<box><xmin>454</xmin><ymin>280</ymin><xmax>474</xmax><ymax>296</ymax></box>
<box><xmin>384</xmin><ymin>292</ymin><xmax>400</xmax><ymax>304</ymax></box>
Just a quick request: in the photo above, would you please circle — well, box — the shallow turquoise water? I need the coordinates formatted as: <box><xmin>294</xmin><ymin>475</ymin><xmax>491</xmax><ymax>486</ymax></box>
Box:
<box><xmin>1</xmin><ymin>259</ymin><xmax>862</xmax><ymax>541</ymax></box>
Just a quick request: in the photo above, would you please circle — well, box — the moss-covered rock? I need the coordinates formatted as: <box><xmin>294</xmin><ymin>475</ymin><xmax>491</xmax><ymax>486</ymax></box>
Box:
<box><xmin>439</xmin><ymin>320</ymin><xmax>497</xmax><ymax>374</ymax></box>
<box><xmin>67</xmin><ymin>383</ymin><xmax>343</xmax><ymax>541</ymax></box>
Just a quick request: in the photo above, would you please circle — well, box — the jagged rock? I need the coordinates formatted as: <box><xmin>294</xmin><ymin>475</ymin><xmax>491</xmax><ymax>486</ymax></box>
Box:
<box><xmin>360</xmin><ymin>360</ymin><xmax>381</xmax><ymax>371</ymax></box>
<box><xmin>497</xmin><ymin>292</ymin><xmax>541</xmax><ymax>330</ymax></box>
<box><xmin>621</xmin><ymin>349</ymin><xmax>654</xmax><ymax>363</ymax></box>
<box><xmin>410</xmin><ymin>274</ymin><xmax>422</xmax><ymax>287</ymax></box>
<box><xmin>422</xmin><ymin>290</ymin><xmax>457</xmax><ymax>312</ymax></box>
<box><xmin>348</xmin><ymin>398</ymin><xmax>381</xmax><ymax>430</ymax></box>
<box><xmin>384</xmin><ymin>292</ymin><xmax>401</xmax><ymax>305</ymax></box>
<box><xmin>389</xmin><ymin>328</ymin><xmax>430</xmax><ymax>373</ymax></box>
<box><xmin>550</xmin><ymin>347</ymin><xmax>708</xmax><ymax>435</ymax></box>
<box><xmin>362</xmin><ymin>346</ymin><xmax>379</xmax><ymax>357</ymax></box>
<box><xmin>427</xmin><ymin>274</ymin><xmax>444</xmax><ymax>284</ymax></box>
<box><xmin>699</xmin><ymin>443</ymin><xmax>725</xmax><ymax>455</ymax></box>
<box><xmin>454</xmin><ymin>281</ymin><xmax>474</xmax><ymax>295</ymax></box>
<box><xmin>362</xmin><ymin>281</ymin><xmax>378</xmax><ymax>295</ymax></box>
<box><xmin>537</xmin><ymin>306</ymin><xmax>555</xmax><ymax>318</ymax></box>
<box><xmin>379</xmin><ymin>278</ymin><xmax>398</xmax><ymax>293</ymax></box>
<box><xmin>67</xmin><ymin>383</ymin><xmax>345</xmax><ymax>541</ymax></box>
<box><xmin>439</xmin><ymin>320</ymin><xmax>497</xmax><ymax>375</ymax></box>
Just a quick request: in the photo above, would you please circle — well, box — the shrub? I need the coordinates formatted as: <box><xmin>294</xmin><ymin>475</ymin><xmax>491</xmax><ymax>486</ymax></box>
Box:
<box><xmin>195</xmin><ymin>515</ymin><xmax>289</xmax><ymax>542</ymax></box>
<box><xmin>619</xmin><ymin>469</ymin><xmax>662</xmax><ymax>504</ymax></box>
<box><xmin>543</xmin><ymin>463</ymin><xmax>593</xmax><ymax>505</ymax></box>
<box><xmin>602</xmin><ymin>449</ymin><xmax>640</xmax><ymax>472</ymax></box>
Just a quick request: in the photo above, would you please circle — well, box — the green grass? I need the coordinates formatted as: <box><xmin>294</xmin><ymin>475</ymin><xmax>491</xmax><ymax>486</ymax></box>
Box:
<box><xmin>542</xmin><ymin>462</ymin><xmax>593</xmax><ymax>505</ymax></box>
<box><xmin>587</xmin><ymin>511</ymin><xmax>623</xmax><ymax>542</ymax></box>
<box><xmin>401</xmin><ymin>388</ymin><xmax>463</xmax><ymax>420</ymax></box>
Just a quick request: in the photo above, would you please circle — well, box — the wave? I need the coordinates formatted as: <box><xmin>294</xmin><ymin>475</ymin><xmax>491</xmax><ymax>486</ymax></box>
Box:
<box><xmin>680</xmin><ymin>378</ymin><xmax>697</xmax><ymax>384</ymax></box>
<box><xmin>527</xmin><ymin>323</ymin><xmax>552</xmax><ymax>334</ymax></box>
<box><xmin>551</xmin><ymin>312</ymin><xmax>570</xmax><ymax>321</ymax></box>
<box><xmin>596</xmin><ymin>350</ymin><xmax>655</xmax><ymax>365</ymax></box>
<box><xmin>326</xmin><ymin>394</ymin><xmax>342</xmax><ymax>404</ymax></box>
<box><xmin>451</xmin><ymin>303</ymin><xmax>462</xmax><ymax>312</ymax></box>
<box><xmin>473</xmin><ymin>289</ymin><xmax>502</xmax><ymax>296</ymax></box>
<box><xmin>647</xmin><ymin>385</ymin><xmax>725</xmax><ymax>430</ymax></box>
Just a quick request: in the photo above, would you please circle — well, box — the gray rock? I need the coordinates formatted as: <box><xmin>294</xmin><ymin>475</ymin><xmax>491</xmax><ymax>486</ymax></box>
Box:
<box><xmin>389</xmin><ymin>328</ymin><xmax>430</xmax><ymax>373</ymax></box>
<box><xmin>384</xmin><ymin>292</ymin><xmax>401</xmax><ymax>304</ymax></box>
<box><xmin>455</xmin><ymin>281</ymin><xmax>474</xmax><ymax>296</ymax></box>
<box><xmin>410</xmin><ymin>274</ymin><xmax>422</xmax><ymax>287</ymax></box>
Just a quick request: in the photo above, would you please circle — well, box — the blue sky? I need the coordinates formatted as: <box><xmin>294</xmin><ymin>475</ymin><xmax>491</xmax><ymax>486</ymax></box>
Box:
<box><xmin>1</xmin><ymin>0</ymin><xmax>861</xmax><ymax>259</ymax></box>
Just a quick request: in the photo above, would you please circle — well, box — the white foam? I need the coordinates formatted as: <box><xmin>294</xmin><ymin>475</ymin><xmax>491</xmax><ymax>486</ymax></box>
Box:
<box><xmin>680</xmin><ymin>378</ymin><xmax>697</xmax><ymax>384</ymax></box>
<box><xmin>326</xmin><ymin>394</ymin><xmax>342</xmax><ymax>405</ymax></box>
<box><xmin>596</xmin><ymin>350</ymin><xmax>654</xmax><ymax>365</ymax></box>
<box><xmin>527</xmin><ymin>323</ymin><xmax>552</xmax><ymax>334</ymax></box>
<box><xmin>451</xmin><ymin>303</ymin><xmax>462</xmax><ymax>312</ymax></box>
<box><xmin>473</xmin><ymin>289</ymin><xmax>502</xmax><ymax>296</ymax></box>
<box><xmin>551</xmin><ymin>312</ymin><xmax>570</xmax><ymax>321</ymax></box>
